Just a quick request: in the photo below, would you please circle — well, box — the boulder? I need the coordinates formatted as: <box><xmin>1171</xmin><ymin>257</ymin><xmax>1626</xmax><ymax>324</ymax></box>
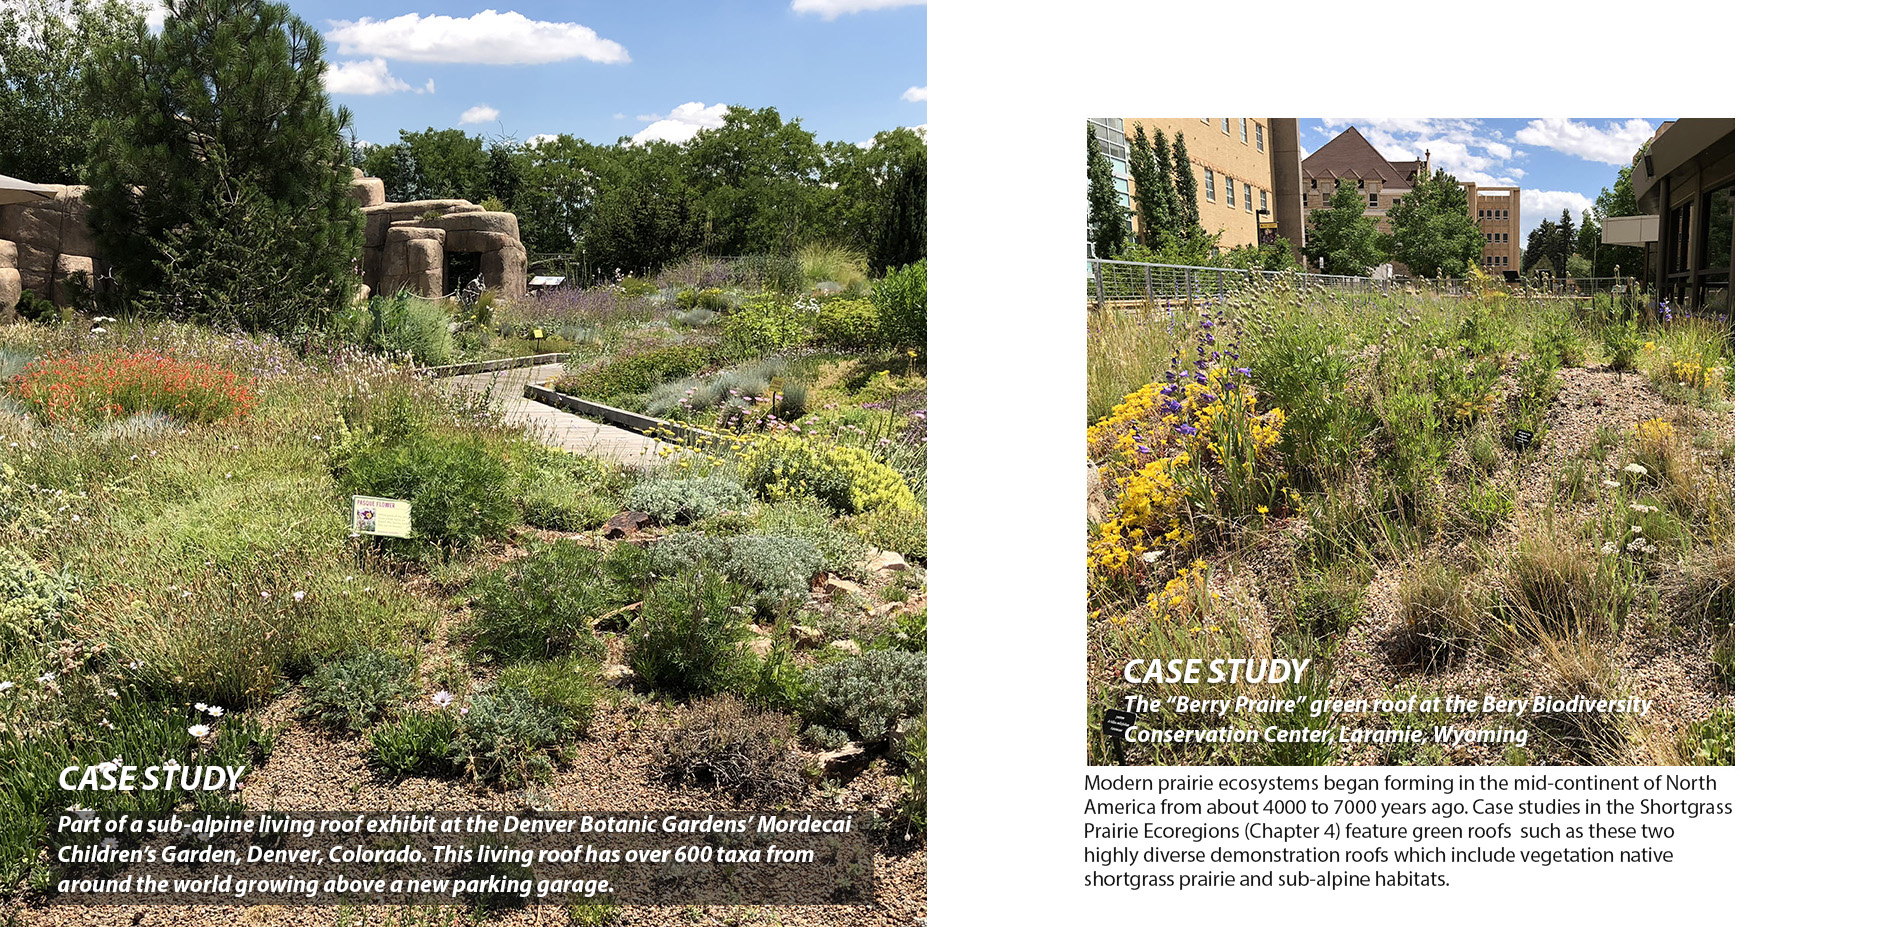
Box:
<box><xmin>600</xmin><ymin>663</ymin><xmax>641</xmax><ymax>687</ymax></box>
<box><xmin>823</xmin><ymin>577</ymin><xmax>868</xmax><ymax>600</ymax></box>
<box><xmin>0</xmin><ymin>240</ymin><xmax>14</xmax><ymax>269</ymax></box>
<box><xmin>0</xmin><ymin>268</ymin><xmax>20</xmax><ymax>316</ymax></box>
<box><xmin>481</xmin><ymin>242</ymin><xmax>527</xmax><ymax>298</ymax></box>
<box><xmin>53</xmin><ymin>254</ymin><xmax>92</xmax><ymax>306</ymax></box>
<box><xmin>827</xmin><ymin>639</ymin><xmax>862</xmax><ymax>657</ymax></box>
<box><xmin>815</xmin><ymin>742</ymin><xmax>873</xmax><ymax>780</ymax></box>
<box><xmin>349</xmin><ymin>176</ymin><xmax>385</xmax><ymax>208</ymax></box>
<box><xmin>790</xmin><ymin>624</ymin><xmax>824</xmax><ymax>648</ymax></box>
<box><xmin>443</xmin><ymin>229</ymin><xmax>515</xmax><ymax>253</ymax></box>
<box><xmin>604</xmin><ymin>510</ymin><xmax>655</xmax><ymax>539</ymax></box>
<box><xmin>427</xmin><ymin>210</ymin><xmax>519</xmax><ymax>238</ymax></box>
<box><xmin>860</xmin><ymin>550</ymin><xmax>908</xmax><ymax>574</ymax></box>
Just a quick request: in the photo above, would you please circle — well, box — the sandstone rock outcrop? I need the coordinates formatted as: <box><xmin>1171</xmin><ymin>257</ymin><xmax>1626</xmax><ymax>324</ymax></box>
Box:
<box><xmin>0</xmin><ymin>173</ymin><xmax>528</xmax><ymax>312</ymax></box>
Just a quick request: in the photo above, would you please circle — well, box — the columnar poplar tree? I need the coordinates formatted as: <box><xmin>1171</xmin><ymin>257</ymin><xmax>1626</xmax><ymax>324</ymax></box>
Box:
<box><xmin>1149</xmin><ymin>131</ymin><xmax>1185</xmax><ymax>243</ymax></box>
<box><xmin>1170</xmin><ymin>132</ymin><xmax>1199</xmax><ymax>238</ymax></box>
<box><xmin>83</xmin><ymin>0</ymin><xmax>363</xmax><ymax>330</ymax></box>
<box><xmin>1086</xmin><ymin>125</ymin><xmax>1127</xmax><ymax>258</ymax></box>
<box><xmin>1126</xmin><ymin>124</ymin><xmax>1174</xmax><ymax>248</ymax></box>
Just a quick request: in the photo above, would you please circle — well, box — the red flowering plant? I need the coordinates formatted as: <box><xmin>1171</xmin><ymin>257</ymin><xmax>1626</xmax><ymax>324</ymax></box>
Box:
<box><xmin>6</xmin><ymin>350</ymin><xmax>259</xmax><ymax>426</ymax></box>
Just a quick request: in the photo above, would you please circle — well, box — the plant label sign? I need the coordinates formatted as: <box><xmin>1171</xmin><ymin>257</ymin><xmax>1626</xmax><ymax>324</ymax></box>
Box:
<box><xmin>1103</xmin><ymin>708</ymin><xmax>1139</xmax><ymax>740</ymax></box>
<box><xmin>1513</xmin><ymin>429</ymin><xmax>1534</xmax><ymax>451</ymax></box>
<box><xmin>352</xmin><ymin>495</ymin><xmax>413</xmax><ymax>538</ymax></box>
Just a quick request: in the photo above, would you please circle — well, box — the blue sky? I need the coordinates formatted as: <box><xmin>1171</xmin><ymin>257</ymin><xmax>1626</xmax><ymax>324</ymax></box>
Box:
<box><xmin>1301</xmin><ymin>118</ymin><xmax>1670</xmax><ymax>247</ymax></box>
<box><xmin>143</xmin><ymin>1</ymin><xmax>926</xmax><ymax>147</ymax></box>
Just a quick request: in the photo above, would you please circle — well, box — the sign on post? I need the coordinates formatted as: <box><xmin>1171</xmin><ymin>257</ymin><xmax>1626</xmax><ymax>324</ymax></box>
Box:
<box><xmin>352</xmin><ymin>495</ymin><xmax>414</xmax><ymax>538</ymax></box>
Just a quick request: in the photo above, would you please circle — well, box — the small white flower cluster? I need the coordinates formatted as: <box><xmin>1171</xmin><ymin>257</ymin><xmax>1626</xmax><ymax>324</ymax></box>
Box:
<box><xmin>1629</xmin><ymin>503</ymin><xmax>1658</xmax><ymax>514</ymax></box>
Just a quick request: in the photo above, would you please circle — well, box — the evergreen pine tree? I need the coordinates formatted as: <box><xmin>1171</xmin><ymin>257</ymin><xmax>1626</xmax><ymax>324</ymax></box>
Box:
<box><xmin>83</xmin><ymin>0</ymin><xmax>362</xmax><ymax>330</ymax></box>
<box><xmin>1086</xmin><ymin>125</ymin><xmax>1128</xmax><ymax>258</ymax></box>
<box><xmin>1555</xmin><ymin>209</ymin><xmax>1577</xmax><ymax>280</ymax></box>
<box><xmin>869</xmin><ymin>145</ymin><xmax>926</xmax><ymax>275</ymax></box>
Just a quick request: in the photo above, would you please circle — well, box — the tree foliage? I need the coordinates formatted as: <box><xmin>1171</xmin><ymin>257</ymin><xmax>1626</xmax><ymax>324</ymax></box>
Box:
<box><xmin>1126</xmin><ymin>124</ymin><xmax>1173</xmax><ymax>249</ymax></box>
<box><xmin>1592</xmin><ymin>141</ymin><xmax>1649</xmax><ymax>278</ymax></box>
<box><xmin>82</xmin><ymin>0</ymin><xmax>363</xmax><ymax>330</ymax></box>
<box><xmin>1086</xmin><ymin>125</ymin><xmax>1128</xmax><ymax>258</ymax></box>
<box><xmin>867</xmin><ymin>138</ymin><xmax>925</xmax><ymax>275</ymax></box>
<box><xmin>1170</xmin><ymin>132</ymin><xmax>1200</xmax><ymax>238</ymax></box>
<box><xmin>1302</xmin><ymin>181</ymin><xmax>1383</xmax><ymax>276</ymax></box>
<box><xmin>1382</xmin><ymin>169</ymin><xmax>1482</xmax><ymax>278</ymax></box>
<box><xmin>0</xmin><ymin>0</ymin><xmax>146</xmax><ymax>184</ymax></box>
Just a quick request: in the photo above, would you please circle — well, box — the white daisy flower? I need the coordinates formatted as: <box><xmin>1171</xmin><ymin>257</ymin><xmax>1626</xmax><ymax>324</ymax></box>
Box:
<box><xmin>432</xmin><ymin>691</ymin><xmax>455</xmax><ymax>708</ymax></box>
<box><xmin>188</xmin><ymin>724</ymin><xmax>211</xmax><ymax>738</ymax></box>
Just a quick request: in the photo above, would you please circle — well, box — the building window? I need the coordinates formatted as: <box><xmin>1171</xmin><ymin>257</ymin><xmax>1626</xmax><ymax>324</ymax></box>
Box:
<box><xmin>1310</xmin><ymin>178</ymin><xmax>1318</xmax><ymax>189</ymax></box>
<box><xmin>1502</xmin><ymin>209</ymin><xmax>1508</xmax><ymax>219</ymax></box>
<box><xmin>1222</xmin><ymin>118</ymin><xmax>1230</xmax><ymax>134</ymax></box>
<box><xmin>1369</xmin><ymin>194</ymin><xmax>1378</xmax><ymax>207</ymax></box>
<box><xmin>1204</xmin><ymin>168</ymin><xmax>1215</xmax><ymax>201</ymax></box>
<box><xmin>1226</xmin><ymin>176</ymin><xmax>1235</xmax><ymax>206</ymax></box>
<box><xmin>1321</xmin><ymin>194</ymin><xmax>1330</xmax><ymax>207</ymax></box>
<box><xmin>1256</xmin><ymin>124</ymin><xmax>1264</xmax><ymax>151</ymax></box>
<box><xmin>1244</xmin><ymin>184</ymin><xmax>1253</xmax><ymax>211</ymax></box>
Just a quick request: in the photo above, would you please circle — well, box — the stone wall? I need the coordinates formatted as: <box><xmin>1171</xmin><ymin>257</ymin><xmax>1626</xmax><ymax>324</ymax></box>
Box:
<box><xmin>0</xmin><ymin>169</ymin><xmax>526</xmax><ymax>319</ymax></box>
<box><xmin>0</xmin><ymin>185</ymin><xmax>95</xmax><ymax>317</ymax></box>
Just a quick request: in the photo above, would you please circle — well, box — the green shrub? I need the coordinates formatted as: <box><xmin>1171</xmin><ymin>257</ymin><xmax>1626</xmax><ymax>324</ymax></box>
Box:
<box><xmin>520</xmin><ymin>477</ymin><xmax>618</xmax><ymax>532</ymax></box>
<box><xmin>0</xmin><ymin>549</ymin><xmax>78</xmax><ymax>657</ymax></box>
<box><xmin>301</xmin><ymin>651</ymin><xmax>416</xmax><ymax>733</ymax></box>
<box><xmin>845</xmin><ymin>504</ymin><xmax>926</xmax><ymax>563</ymax></box>
<box><xmin>517</xmin><ymin>446</ymin><xmax>621</xmax><ymax>532</ymax></box>
<box><xmin>897</xmin><ymin>716</ymin><xmax>925</xmax><ymax>836</ymax></box>
<box><xmin>625</xmin><ymin>569</ymin><xmax>749</xmax><ymax>698</ymax></box>
<box><xmin>623</xmin><ymin>475</ymin><xmax>752</xmax><ymax>524</ymax></box>
<box><xmin>720</xmin><ymin>294</ymin><xmax>810</xmax><ymax>356</ymax></box>
<box><xmin>1601</xmin><ymin>317</ymin><xmax>1641</xmax><ymax>371</ymax></box>
<box><xmin>557</xmin><ymin>345</ymin><xmax>710</xmax><ymax>401</ymax></box>
<box><xmin>802</xmin><ymin>650</ymin><xmax>926</xmax><ymax>742</ymax></box>
<box><xmin>650</xmin><ymin>694</ymin><xmax>805</xmax><ymax>800</ymax></box>
<box><xmin>367</xmin><ymin>710</ymin><xmax>461</xmax><ymax>779</ymax></box>
<box><xmin>364</xmin><ymin>296</ymin><xmax>454</xmax><ymax>366</ymax></box>
<box><xmin>872</xmin><ymin>260</ymin><xmax>926</xmax><ymax>348</ymax></box>
<box><xmin>741</xmin><ymin>434</ymin><xmax>919</xmax><ymax>516</ymax></box>
<box><xmin>649</xmin><ymin>532</ymin><xmax>823</xmax><ymax>612</ymax></box>
<box><xmin>470</xmin><ymin>541</ymin><xmax>619</xmax><ymax>662</ymax></box>
<box><xmin>455</xmin><ymin>688</ymin><xmax>577</xmax><ymax>787</ymax></box>
<box><xmin>813</xmin><ymin>298</ymin><xmax>882</xmax><ymax>349</ymax></box>
<box><xmin>494</xmin><ymin>658</ymin><xmax>602</xmax><ymax>733</ymax></box>
<box><xmin>334</xmin><ymin>430</ymin><xmax>520</xmax><ymax>547</ymax></box>
<box><xmin>1680</xmin><ymin>706</ymin><xmax>1734</xmax><ymax>765</ymax></box>
<box><xmin>755</xmin><ymin>499</ymin><xmax>871</xmax><ymax>577</ymax></box>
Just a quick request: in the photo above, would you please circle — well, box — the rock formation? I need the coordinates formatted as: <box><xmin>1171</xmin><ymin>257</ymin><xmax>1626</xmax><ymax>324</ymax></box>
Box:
<box><xmin>0</xmin><ymin>168</ymin><xmax>526</xmax><ymax>319</ymax></box>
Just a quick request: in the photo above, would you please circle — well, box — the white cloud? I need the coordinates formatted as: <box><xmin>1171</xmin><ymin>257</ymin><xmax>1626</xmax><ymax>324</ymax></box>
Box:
<box><xmin>791</xmin><ymin>0</ymin><xmax>925</xmax><ymax>19</ymax></box>
<box><xmin>901</xmin><ymin>85</ymin><xmax>927</xmax><ymax>103</ymax></box>
<box><xmin>325</xmin><ymin>11</ymin><xmax>630</xmax><ymax>65</ymax></box>
<box><xmin>1518</xmin><ymin>189</ymin><xmax>1595</xmax><ymax>244</ymax></box>
<box><xmin>458</xmin><ymin>104</ymin><xmax>500</xmax><ymax>126</ymax></box>
<box><xmin>1514</xmin><ymin>118</ymin><xmax>1655</xmax><ymax>166</ymax></box>
<box><xmin>627</xmin><ymin>102</ymin><xmax>729</xmax><ymax>144</ymax></box>
<box><xmin>858</xmin><ymin>124</ymin><xmax>927</xmax><ymax>148</ymax></box>
<box><xmin>526</xmin><ymin>133</ymin><xmax>560</xmax><ymax>147</ymax></box>
<box><xmin>1316</xmin><ymin>117</ymin><xmax>1521</xmax><ymax>186</ymax></box>
<box><xmin>324</xmin><ymin>58</ymin><xmax>430</xmax><ymax>96</ymax></box>
<box><xmin>126</xmin><ymin>0</ymin><xmax>167</xmax><ymax>31</ymax></box>
<box><xmin>613</xmin><ymin>112</ymin><xmax>627</xmax><ymax>120</ymax></box>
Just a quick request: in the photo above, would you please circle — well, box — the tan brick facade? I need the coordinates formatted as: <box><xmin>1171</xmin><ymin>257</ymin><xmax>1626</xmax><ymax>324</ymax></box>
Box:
<box><xmin>1119</xmin><ymin>117</ymin><xmax>1295</xmax><ymax>251</ymax></box>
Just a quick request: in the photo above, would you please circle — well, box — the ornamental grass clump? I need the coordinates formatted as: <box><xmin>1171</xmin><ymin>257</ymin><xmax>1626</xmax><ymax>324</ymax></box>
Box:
<box><xmin>7</xmin><ymin>350</ymin><xmax>258</xmax><ymax>426</ymax></box>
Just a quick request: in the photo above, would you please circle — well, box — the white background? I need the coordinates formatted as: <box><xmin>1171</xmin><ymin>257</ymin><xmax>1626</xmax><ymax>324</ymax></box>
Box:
<box><xmin>926</xmin><ymin>1</ymin><xmax>1896</xmax><ymax>921</ymax></box>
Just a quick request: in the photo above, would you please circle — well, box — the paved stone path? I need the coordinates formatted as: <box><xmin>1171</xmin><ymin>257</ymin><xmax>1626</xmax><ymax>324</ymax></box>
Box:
<box><xmin>444</xmin><ymin>363</ymin><xmax>673</xmax><ymax>466</ymax></box>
